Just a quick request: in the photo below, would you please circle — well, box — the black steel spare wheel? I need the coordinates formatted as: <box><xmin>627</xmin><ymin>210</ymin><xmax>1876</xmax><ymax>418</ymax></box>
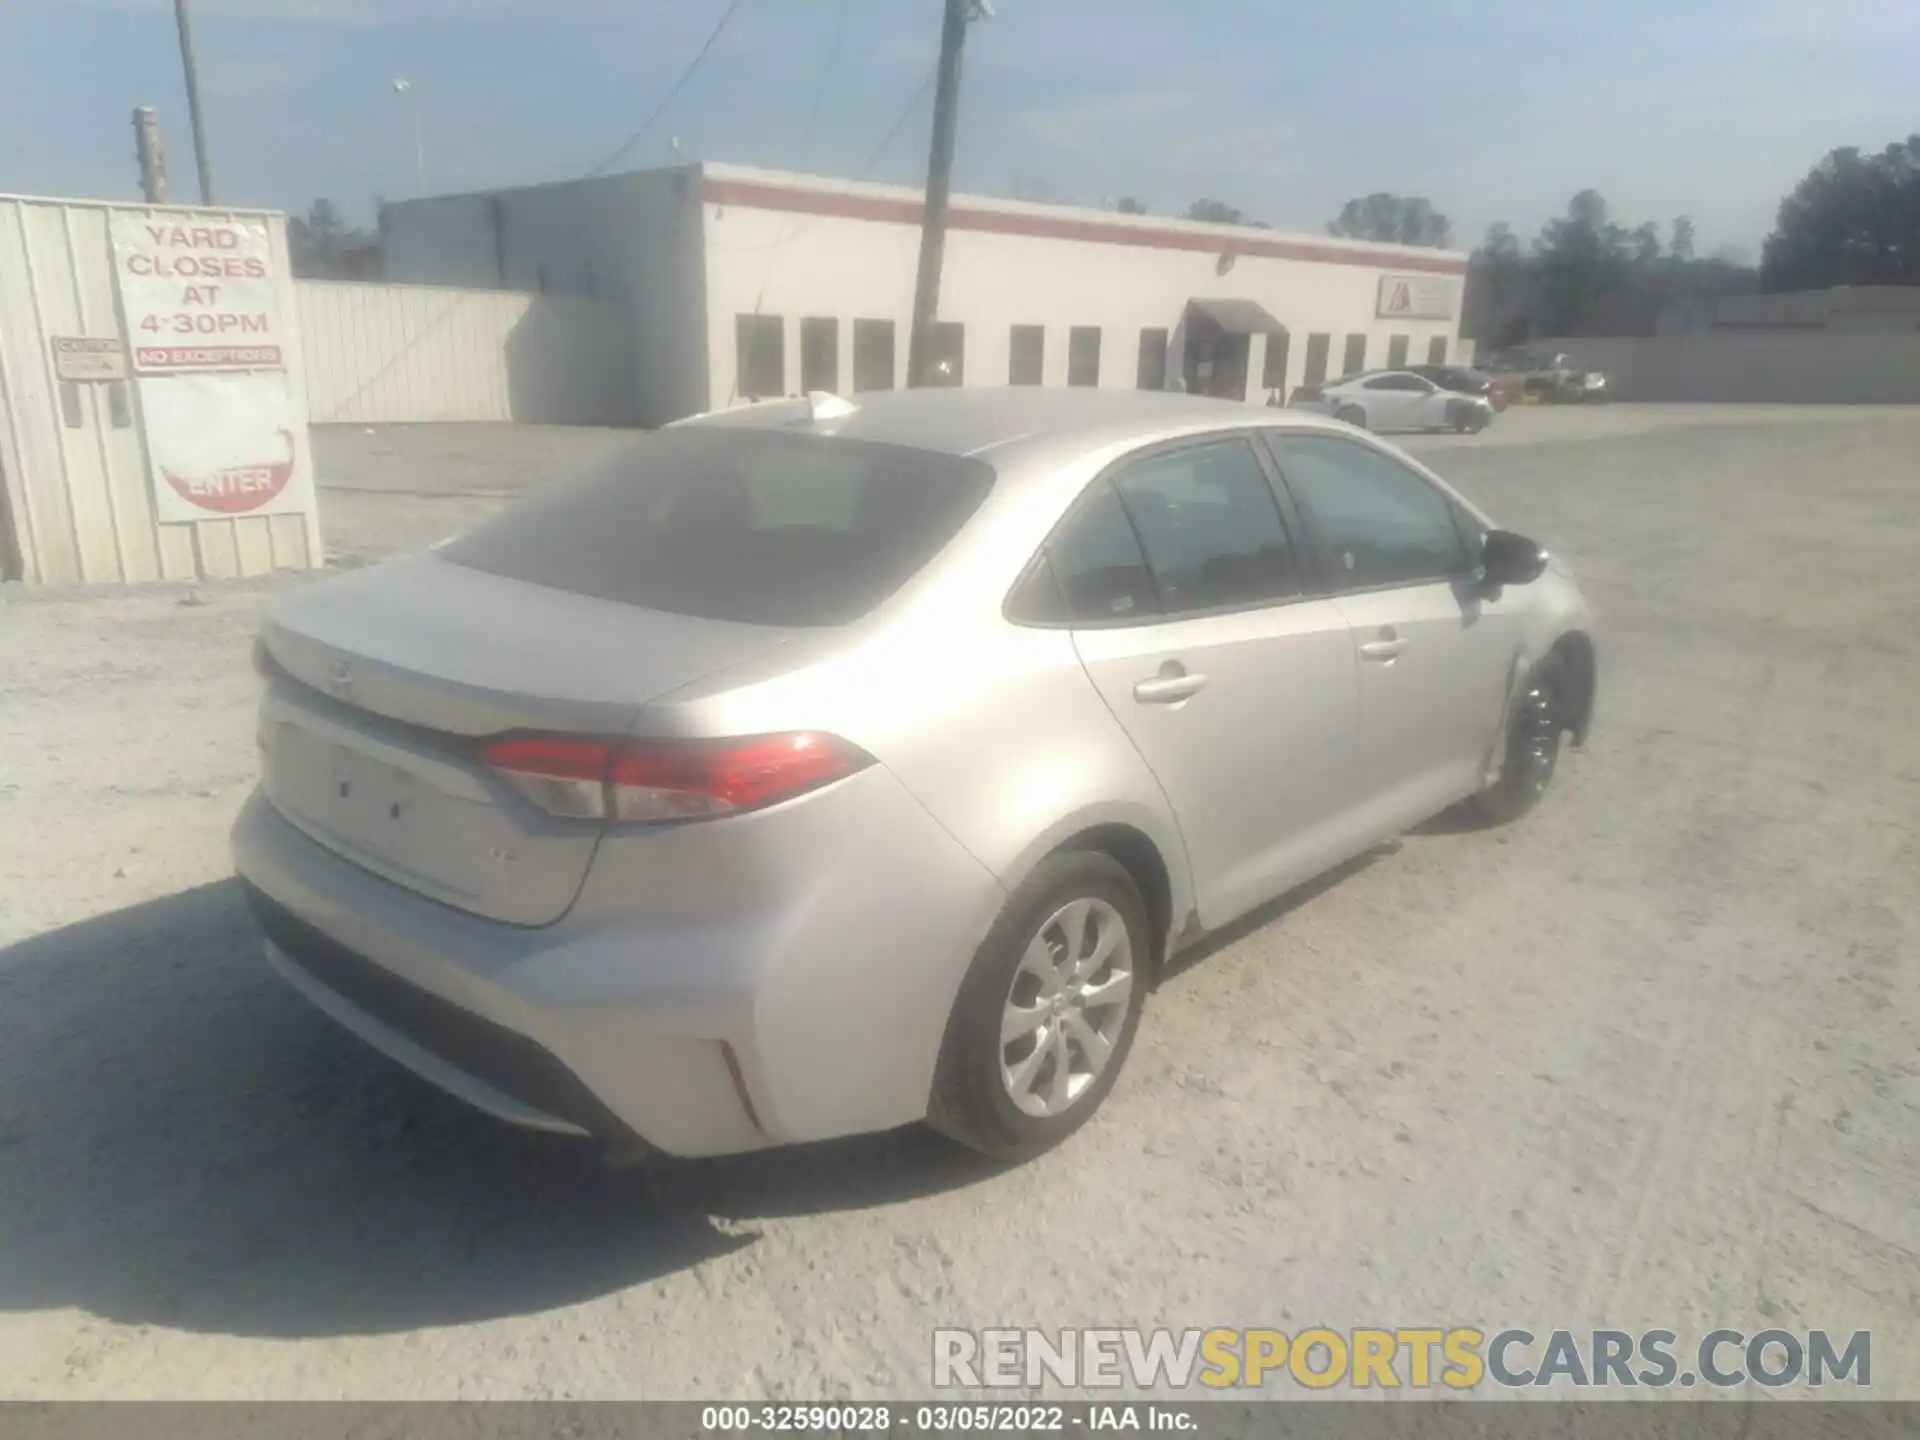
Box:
<box><xmin>1469</xmin><ymin>655</ymin><xmax>1567</xmax><ymax>825</ymax></box>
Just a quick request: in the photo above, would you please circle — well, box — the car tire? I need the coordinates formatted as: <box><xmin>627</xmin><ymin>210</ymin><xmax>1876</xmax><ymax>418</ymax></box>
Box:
<box><xmin>1335</xmin><ymin>404</ymin><xmax>1368</xmax><ymax>430</ymax></box>
<box><xmin>928</xmin><ymin>851</ymin><xmax>1150</xmax><ymax>1160</ymax></box>
<box><xmin>1467</xmin><ymin>653</ymin><xmax>1568</xmax><ymax>826</ymax></box>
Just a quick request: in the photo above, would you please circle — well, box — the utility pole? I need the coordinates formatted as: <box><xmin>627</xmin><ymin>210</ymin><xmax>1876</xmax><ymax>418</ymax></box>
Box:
<box><xmin>172</xmin><ymin>0</ymin><xmax>215</xmax><ymax>204</ymax></box>
<box><xmin>132</xmin><ymin>107</ymin><xmax>171</xmax><ymax>204</ymax></box>
<box><xmin>906</xmin><ymin>0</ymin><xmax>989</xmax><ymax>388</ymax></box>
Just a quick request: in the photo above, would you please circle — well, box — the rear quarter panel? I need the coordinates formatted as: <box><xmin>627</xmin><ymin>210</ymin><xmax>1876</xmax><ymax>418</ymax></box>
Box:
<box><xmin>649</xmin><ymin>614</ymin><xmax>1197</xmax><ymax>953</ymax></box>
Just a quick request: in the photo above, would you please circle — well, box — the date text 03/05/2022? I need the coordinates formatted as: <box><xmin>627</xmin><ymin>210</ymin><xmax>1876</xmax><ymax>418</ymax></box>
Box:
<box><xmin>699</xmin><ymin>1405</ymin><xmax>1194</xmax><ymax>1432</ymax></box>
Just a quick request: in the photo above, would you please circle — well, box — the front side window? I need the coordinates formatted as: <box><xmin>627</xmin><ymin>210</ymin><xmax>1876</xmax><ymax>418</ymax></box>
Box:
<box><xmin>1111</xmin><ymin>439</ymin><xmax>1301</xmax><ymax>613</ymax></box>
<box><xmin>1264</xmin><ymin>433</ymin><xmax>1467</xmax><ymax>590</ymax></box>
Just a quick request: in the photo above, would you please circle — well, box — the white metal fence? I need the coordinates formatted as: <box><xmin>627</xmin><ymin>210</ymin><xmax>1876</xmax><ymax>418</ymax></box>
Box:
<box><xmin>0</xmin><ymin>195</ymin><xmax>321</xmax><ymax>585</ymax></box>
<box><xmin>295</xmin><ymin>280</ymin><xmax>636</xmax><ymax>426</ymax></box>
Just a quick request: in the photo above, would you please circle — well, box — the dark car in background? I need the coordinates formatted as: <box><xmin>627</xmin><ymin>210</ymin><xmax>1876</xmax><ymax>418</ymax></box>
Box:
<box><xmin>1483</xmin><ymin>350</ymin><xmax>1611</xmax><ymax>404</ymax></box>
<box><xmin>1409</xmin><ymin>364</ymin><xmax>1520</xmax><ymax>413</ymax></box>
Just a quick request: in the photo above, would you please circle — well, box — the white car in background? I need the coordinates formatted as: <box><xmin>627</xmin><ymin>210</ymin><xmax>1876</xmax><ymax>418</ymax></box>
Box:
<box><xmin>1291</xmin><ymin>370</ymin><xmax>1496</xmax><ymax>435</ymax></box>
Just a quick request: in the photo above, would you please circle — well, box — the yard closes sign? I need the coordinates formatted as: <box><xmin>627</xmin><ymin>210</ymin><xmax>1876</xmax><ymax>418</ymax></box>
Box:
<box><xmin>110</xmin><ymin>215</ymin><xmax>285</xmax><ymax>372</ymax></box>
<box><xmin>136</xmin><ymin>371</ymin><xmax>312</xmax><ymax>523</ymax></box>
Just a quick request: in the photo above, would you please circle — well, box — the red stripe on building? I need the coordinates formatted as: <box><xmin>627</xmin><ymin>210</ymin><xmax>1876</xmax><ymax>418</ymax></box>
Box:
<box><xmin>700</xmin><ymin>177</ymin><xmax>1469</xmax><ymax>277</ymax></box>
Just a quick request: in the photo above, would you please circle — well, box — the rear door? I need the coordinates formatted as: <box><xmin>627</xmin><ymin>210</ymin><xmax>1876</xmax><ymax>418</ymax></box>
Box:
<box><xmin>1043</xmin><ymin>436</ymin><xmax>1361</xmax><ymax>928</ymax></box>
<box><xmin>1263</xmin><ymin>430</ymin><xmax>1520</xmax><ymax>835</ymax></box>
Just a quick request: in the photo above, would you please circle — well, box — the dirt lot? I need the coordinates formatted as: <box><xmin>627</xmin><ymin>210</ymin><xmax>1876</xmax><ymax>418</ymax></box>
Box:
<box><xmin>2</xmin><ymin>406</ymin><xmax>1917</xmax><ymax>1399</ymax></box>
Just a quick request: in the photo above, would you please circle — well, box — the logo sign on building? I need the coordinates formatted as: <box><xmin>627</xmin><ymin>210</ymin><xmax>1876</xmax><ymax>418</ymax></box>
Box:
<box><xmin>50</xmin><ymin>335</ymin><xmax>130</xmax><ymax>382</ymax></box>
<box><xmin>1377</xmin><ymin>273</ymin><xmax>1459</xmax><ymax>321</ymax></box>
<box><xmin>136</xmin><ymin>372</ymin><xmax>312</xmax><ymax>523</ymax></box>
<box><xmin>109</xmin><ymin>214</ymin><xmax>285</xmax><ymax>372</ymax></box>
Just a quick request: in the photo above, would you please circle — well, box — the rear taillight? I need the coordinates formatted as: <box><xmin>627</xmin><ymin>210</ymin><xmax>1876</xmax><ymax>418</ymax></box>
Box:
<box><xmin>481</xmin><ymin>732</ymin><xmax>873</xmax><ymax>823</ymax></box>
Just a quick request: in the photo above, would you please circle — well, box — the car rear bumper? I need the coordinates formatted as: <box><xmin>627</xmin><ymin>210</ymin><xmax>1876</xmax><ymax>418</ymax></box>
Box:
<box><xmin>232</xmin><ymin>775</ymin><xmax>1005</xmax><ymax>1158</ymax></box>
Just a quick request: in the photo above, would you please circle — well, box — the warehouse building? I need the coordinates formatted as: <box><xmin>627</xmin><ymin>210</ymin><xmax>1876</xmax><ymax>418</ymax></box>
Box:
<box><xmin>380</xmin><ymin>161</ymin><xmax>1471</xmax><ymax>428</ymax></box>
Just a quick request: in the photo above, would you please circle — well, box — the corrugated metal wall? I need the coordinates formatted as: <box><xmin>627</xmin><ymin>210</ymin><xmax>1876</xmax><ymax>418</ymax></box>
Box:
<box><xmin>0</xmin><ymin>195</ymin><xmax>320</xmax><ymax>585</ymax></box>
<box><xmin>296</xmin><ymin>280</ymin><xmax>636</xmax><ymax>425</ymax></box>
<box><xmin>1529</xmin><ymin>332</ymin><xmax>1920</xmax><ymax>402</ymax></box>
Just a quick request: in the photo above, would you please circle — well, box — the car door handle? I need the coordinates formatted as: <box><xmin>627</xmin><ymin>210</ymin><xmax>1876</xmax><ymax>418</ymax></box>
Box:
<box><xmin>1134</xmin><ymin>665</ymin><xmax>1209</xmax><ymax>704</ymax></box>
<box><xmin>1358</xmin><ymin>629</ymin><xmax>1408</xmax><ymax>661</ymax></box>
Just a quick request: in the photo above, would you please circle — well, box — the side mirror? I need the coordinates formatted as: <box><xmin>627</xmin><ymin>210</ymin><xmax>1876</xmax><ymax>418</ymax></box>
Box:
<box><xmin>1481</xmin><ymin>528</ymin><xmax>1549</xmax><ymax>588</ymax></box>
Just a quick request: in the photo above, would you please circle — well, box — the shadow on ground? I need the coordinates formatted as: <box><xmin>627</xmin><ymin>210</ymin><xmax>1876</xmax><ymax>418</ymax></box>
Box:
<box><xmin>1158</xmin><ymin>845</ymin><xmax>1388</xmax><ymax>985</ymax></box>
<box><xmin>0</xmin><ymin>881</ymin><xmax>1002</xmax><ymax>1340</ymax></box>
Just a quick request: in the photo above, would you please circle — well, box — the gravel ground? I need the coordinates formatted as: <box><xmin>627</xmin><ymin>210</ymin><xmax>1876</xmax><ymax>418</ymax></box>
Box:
<box><xmin>1</xmin><ymin>405</ymin><xmax>1917</xmax><ymax>1400</ymax></box>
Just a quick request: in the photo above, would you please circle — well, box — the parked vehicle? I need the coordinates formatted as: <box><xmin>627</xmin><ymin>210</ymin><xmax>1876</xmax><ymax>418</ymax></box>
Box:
<box><xmin>234</xmin><ymin>388</ymin><xmax>1596</xmax><ymax>1163</ymax></box>
<box><xmin>1485</xmin><ymin>349</ymin><xmax>1610</xmax><ymax>404</ymax></box>
<box><xmin>1289</xmin><ymin>369</ymin><xmax>1498</xmax><ymax>433</ymax></box>
<box><xmin>1408</xmin><ymin>363</ymin><xmax>1520</xmax><ymax>412</ymax></box>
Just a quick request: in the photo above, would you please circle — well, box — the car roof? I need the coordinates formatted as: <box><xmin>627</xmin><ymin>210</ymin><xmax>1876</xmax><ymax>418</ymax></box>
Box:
<box><xmin>676</xmin><ymin>386</ymin><xmax>1346</xmax><ymax>465</ymax></box>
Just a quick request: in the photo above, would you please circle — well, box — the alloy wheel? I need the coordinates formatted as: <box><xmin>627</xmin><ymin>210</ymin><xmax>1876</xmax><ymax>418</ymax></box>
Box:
<box><xmin>998</xmin><ymin>897</ymin><xmax>1135</xmax><ymax>1118</ymax></box>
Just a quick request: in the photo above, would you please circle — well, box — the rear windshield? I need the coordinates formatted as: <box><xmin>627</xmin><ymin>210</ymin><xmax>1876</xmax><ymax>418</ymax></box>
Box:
<box><xmin>440</xmin><ymin>428</ymin><xmax>994</xmax><ymax>626</ymax></box>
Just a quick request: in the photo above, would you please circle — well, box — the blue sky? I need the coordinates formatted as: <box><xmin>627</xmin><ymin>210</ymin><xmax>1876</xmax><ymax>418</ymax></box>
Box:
<box><xmin>3</xmin><ymin>0</ymin><xmax>1915</xmax><ymax>256</ymax></box>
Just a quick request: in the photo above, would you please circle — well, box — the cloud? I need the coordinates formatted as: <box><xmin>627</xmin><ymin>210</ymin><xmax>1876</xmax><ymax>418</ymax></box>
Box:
<box><xmin>1022</xmin><ymin>90</ymin><xmax>1197</xmax><ymax>155</ymax></box>
<box><xmin>25</xmin><ymin>0</ymin><xmax>637</xmax><ymax>24</ymax></box>
<box><xmin>207</xmin><ymin>58</ymin><xmax>296</xmax><ymax>98</ymax></box>
<box><xmin>1161</xmin><ymin>124</ymin><xmax>1302</xmax><ymax>182</ymax></box>
<box><xmin>1655</xmin><ymin>0</ymin><xmax>1918</xmax><ymax>42</ymax></box>
<box><xmin>1022</xmin><ymin>89</ymin><xmax>1301</xmax><ymax>185</ymax></box>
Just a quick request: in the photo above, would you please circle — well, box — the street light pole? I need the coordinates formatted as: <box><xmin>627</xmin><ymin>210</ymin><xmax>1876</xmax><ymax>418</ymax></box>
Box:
<box><xmin>393</xmin><ymin>79</ymin><xmax>424</xmax><ymax>195</ymax></box>
<box><xmin>172</xmin><ymin>0</ymin><xmax>215</xmax><ymax>204</ymax></box>
<box><xmin>905</xmin><ymin>0</ymin><xmax>988</xmax><ymax>388</ymax></box>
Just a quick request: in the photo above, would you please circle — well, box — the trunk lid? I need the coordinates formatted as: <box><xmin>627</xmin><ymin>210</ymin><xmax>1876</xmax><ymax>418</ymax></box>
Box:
<box><xmin>257</xmin><ymin>554</ymin><xmax>794</xmax><ymax>925</ymax></box>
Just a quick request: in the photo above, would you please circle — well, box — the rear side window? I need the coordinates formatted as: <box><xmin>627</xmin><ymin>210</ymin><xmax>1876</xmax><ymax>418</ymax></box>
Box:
<box><xmin>1265</xmin><ymin>433</ymin><xmax>1467</xmax><ymax>590</ymax></box>
<box><xmin>1045</xmin><ymin>482</ymin><xmax>1160</xmax><ymax>624</ymax></box>
<box><xmin>1111</xmin><ymin>440</ymin><xmax>1300</xmax><ymax>613</ymax></box>
<box><xmin>440</xmin><ymin>430</ymin><xmax>994</xmax><ymax>627</ymax></box>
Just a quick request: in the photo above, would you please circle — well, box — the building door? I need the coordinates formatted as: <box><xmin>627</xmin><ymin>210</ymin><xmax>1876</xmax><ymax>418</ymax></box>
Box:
<box><xmin>1184</xmin><ymin>330</ymin><xmax>1250</xmax><ymax>399</ymax></box>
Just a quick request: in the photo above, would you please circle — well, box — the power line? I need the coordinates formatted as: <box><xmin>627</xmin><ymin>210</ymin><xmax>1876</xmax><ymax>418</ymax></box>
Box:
<box><xmin>327</xmin><ymin>2</ymin><xmax>751</xmax><ymax>422</ymax></box>
<box><xmin>797</xmin><ymin>0</ymin><xmax>849</xmax><ymax>170</ymax></box>
<box><xmin>331</xmin><ymin>2</ymin><xmax>918</xmax><ymax>425</ymax></box>
<box><xmin>860</xmin><ymin>65</ymin><xmax>936</xmax><ymax>176</ymax></box>
<box><xmin>729</xmin><ymin>63</ymin><xmax>939</xmax><ymax>405</ymax></box>
<box><xmin>587</xmin><ymin>0</ymin><xmax>748</xmax><ymax>178</ymax></box>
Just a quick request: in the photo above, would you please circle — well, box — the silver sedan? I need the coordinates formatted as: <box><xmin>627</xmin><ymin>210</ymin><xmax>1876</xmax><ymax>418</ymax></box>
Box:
<box><xmin>234</xmin><ymin>387</ymin><xmax>1595</xmax><ymax>1162</ymax></box>
<box><xmin>1291</xmin><ymin>369</ymin><xmax>1497</xmax><ymax>434</ymax></box>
